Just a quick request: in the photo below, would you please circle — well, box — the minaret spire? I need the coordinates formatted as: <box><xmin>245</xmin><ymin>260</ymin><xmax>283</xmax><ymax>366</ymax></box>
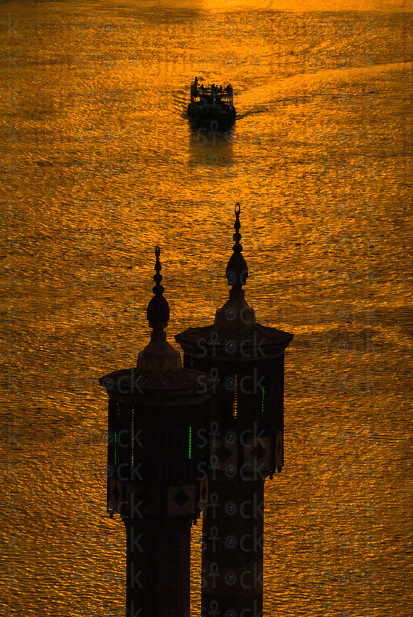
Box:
<box><xmin>225</xmin><ymin>203</ymin><xmax>249</xmax><ymax>289</ymax></box>
<box><xmin>213</xmin><ymin>203</ymin><xmax>255</xmax><ymax>329</ymax></box>
<box><xmin>152</xmin><ymin>245</ymin><xmax>164</xmax><ymax>295</ymax></box>
<box><xmin>233</xmin><ymin>202</ymin><xmax>242</xmax><ymax>251</ymax></box>
<box><xmin>146</xmin><ymin>245</ymin><xmax>170</xmax><ymax>331</ymax></box>
<box><xmin>137</xmin><ymin>246</ymin><xmax>181</xmax><ymax>371</ymax></box>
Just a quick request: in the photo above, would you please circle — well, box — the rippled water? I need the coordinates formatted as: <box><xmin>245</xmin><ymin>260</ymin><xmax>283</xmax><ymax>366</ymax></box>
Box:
<box><xmin>1</xmin><ymin>1</ymin><xmax>412</xmax><ymax>615</ymax></box>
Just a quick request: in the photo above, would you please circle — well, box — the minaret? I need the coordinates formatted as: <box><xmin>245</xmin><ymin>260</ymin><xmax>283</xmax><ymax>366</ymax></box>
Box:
<box><xmin>175</xmin><ymin>205</ymin><xmax>294</xmax><ymax>616</ymax></box>
<box><xmin>100</xmin><ymin>247</ymin><xmax>212</xmax><ymax>617</ymax></box>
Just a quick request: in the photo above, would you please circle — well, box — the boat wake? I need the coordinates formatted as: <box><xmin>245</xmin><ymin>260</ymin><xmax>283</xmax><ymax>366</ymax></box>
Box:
<box><xmin>237</xmin><ymin>61</ymin><xmax>411</xmax><ymax>112</ymax></box>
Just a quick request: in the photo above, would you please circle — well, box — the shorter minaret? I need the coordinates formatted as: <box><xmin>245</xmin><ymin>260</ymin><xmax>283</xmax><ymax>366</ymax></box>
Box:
<box><xmin>175</xmin><ymin>205</ymin><xmax>294</xmax><ymax>617</ymax></box>
<box><xmin>100</xmin><ymin>247</ymin><xmax>212</xmax><ymax>617</ymax></box>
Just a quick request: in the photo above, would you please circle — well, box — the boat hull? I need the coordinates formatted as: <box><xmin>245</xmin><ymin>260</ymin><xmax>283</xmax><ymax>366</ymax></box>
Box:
<box><xmin>187</xmin><ymin>104</ymin><xmax>236</xmax><ymax>131</ymax></box>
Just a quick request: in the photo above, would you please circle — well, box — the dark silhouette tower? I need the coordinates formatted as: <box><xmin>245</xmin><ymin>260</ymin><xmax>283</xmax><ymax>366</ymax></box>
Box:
<box><xmin>175</xmin><ymin>205</ymin><xmax>293</xmax><ymax>616</ymax></box>
<box><xmin>100</xmin><ymin>247</ymin><xmax>211</xmax><ymax>617</ymax></box>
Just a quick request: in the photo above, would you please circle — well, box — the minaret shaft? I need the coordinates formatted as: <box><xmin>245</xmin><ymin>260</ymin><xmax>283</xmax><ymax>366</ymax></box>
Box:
<box><xmin>125</xmin><ymin>517</ymin><xmax>192</xmax><ymax>617</ymax></box>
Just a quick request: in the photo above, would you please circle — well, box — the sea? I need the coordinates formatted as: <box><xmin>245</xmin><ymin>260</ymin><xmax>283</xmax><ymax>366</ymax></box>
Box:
<box><xmin>0</xmin><ymin>0</ymin><xmax>412</xmax><ymax>615</ymax></box>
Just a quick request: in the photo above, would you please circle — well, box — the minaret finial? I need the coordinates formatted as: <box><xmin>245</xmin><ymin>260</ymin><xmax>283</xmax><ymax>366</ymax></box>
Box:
<box><xmin>136</xmin><ymin>247</ymin><xmax>182</xmax><ymax>370</ymax></box>
<box><xmin>233</xmin><ymin>203</ymin><xmax>242</xmax><ymax>253</ymax></box>
<box><xmin>152</xmin><ymin>246</ymin><xmax>164</xmax><ymax>296</ymax></box>
<box><xmin>147</xmin><ymin>246</ymin><xmax>170</xmax><ymax>330</ymax></box>
<box><xmin>226</xmin><ymin>203</ymin><xmax>248</xmax><ymax>288</ymax></box>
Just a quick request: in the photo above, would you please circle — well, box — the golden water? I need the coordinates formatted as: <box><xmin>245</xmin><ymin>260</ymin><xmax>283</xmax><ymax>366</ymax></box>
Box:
<box><xmin>0</xmin><ymin>1</ymin><xmax>412</xmax><ymax>615</ymax></box>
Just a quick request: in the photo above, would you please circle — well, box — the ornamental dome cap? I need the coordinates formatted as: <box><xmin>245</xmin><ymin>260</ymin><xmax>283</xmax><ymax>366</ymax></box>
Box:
<box><xmin>175</xmin><ymin>202</ymin><xmax>294</xmax><ymax>362</ymax></box>
<box><xmin>100</xmin><ymin>246</ymin><xmax>213</xmax><ymax>403</ymax></box>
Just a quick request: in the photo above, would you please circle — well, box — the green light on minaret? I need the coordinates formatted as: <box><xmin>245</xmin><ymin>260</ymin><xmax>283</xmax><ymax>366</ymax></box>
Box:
<box><xmin>189</xmin><ymin>426</ymin><xmax>192</xmax><ymax>459</ymax></box>
<box><xmin>114</xmin><ymin>432</ymin><xmax>117</xmax><ymax>465</ymax></box>
<box><xmin>261</xmin><ymin>387</ymin><xmax>265</xmax><ymax>414</ymax></box>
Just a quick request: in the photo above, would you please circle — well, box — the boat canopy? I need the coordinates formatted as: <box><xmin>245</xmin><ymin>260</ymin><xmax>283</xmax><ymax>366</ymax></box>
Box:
<box><xmin>190</xmin><ymin>77</ymin><xmax>234</xmax><ymax>107</ymax></box>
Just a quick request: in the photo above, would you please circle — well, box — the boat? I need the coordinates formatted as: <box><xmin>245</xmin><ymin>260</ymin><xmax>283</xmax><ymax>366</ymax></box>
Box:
<box><xmin>187</xmin><ymin>77</ymin><xmax>236</xmax><ymax>130</ymax></box>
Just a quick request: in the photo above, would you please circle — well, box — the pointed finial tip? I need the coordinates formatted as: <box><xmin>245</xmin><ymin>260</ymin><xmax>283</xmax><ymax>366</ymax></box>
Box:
<box><xmin>155</xmin><ymin>245</ymin><xmax>160</xmax><ymax>258</ymax></box>
<box><xmin>235</xmin><ymin>203</ymin><xmax>240</xmax><ymax>215</ymax></box>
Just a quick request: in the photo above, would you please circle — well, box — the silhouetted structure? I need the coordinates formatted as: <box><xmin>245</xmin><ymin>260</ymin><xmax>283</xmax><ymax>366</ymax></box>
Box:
<box><xmin>175</xmin><ymin>205</ymin><xmax>293</xmax><ymax>616</ymax></box>
<box><xmin>100</xmin><ymin>247</ymin><xmax>212</xmax><ymax>617</ymax></box>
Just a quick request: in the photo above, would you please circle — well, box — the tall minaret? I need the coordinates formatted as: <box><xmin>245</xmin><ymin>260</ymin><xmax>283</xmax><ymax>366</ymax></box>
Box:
<box><xmin>100</xmin><ymin>247</ymin><xmax>211</xmax><ymax>617</ymax></box>
<box><xmin>175</xmin><ymin>205</ymin><xmax>294</xmax><ymax>616</ymax></box>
